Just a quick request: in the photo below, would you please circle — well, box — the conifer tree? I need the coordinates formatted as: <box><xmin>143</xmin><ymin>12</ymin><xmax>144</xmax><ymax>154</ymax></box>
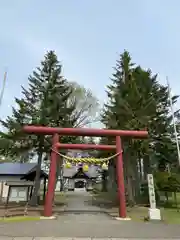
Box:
<box><xmin>0</xmin><ymin>50</ymin><xmax>100</xmax><ymax>203</ymax></box>
<box><xmin>101</xmin><ymin>50</ymin><xmax>179</xmax><ymax>204</ymax></box>
<box><xmin>0</xmin><ymin>51</ymin><xmax>76</xmax><ymax>205</ymax></box>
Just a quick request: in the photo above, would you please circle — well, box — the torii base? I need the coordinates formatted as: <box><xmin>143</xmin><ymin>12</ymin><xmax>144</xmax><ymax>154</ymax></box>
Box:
<box><xmin>40</xmin><ymin>216</ymin><xmax>57</xmax><ymax>220</ymax></box>
<box><xmin>115</xmin><ymin>217</ymin><xmax>131</xmax><ymax>221</ymax></box>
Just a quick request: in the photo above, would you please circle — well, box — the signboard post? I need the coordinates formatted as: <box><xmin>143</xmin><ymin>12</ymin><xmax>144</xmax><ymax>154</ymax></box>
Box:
<box><xmin>147</xmin><ymin>174</ymin><xmax>161</xmax><ymax>220</ymax></box>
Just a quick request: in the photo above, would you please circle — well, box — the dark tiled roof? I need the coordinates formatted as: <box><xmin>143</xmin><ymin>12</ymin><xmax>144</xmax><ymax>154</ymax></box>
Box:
<box><xmin>0</xmin><ymin>162</ymin><xmax>37</xmax><ymax>175</ymax></box>
<box><xmin>22</xmin><ymin>166</ymin><xmax>48</xmax><ymax>180</ymax></box>
<box><xmin>85</xmin><ymin>165</ymin><xmax>98</xmax><ymax>178</ymax></box>
<box><xmin>63</xmin><ymin>167</ymin><xmax>77</xmax><ymax>178</ymax></box>
<box><xmin>63</xmin><ymin>151</ymin><xmax>99</xmax><ymax>178</ymax></box>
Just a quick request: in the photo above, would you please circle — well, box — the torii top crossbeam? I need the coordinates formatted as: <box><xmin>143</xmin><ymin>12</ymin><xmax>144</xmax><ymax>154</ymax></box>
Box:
<box><xmin>23</xmin><ymin>125</ymin><xmax>148</xmax><ymax>138</ymax></box>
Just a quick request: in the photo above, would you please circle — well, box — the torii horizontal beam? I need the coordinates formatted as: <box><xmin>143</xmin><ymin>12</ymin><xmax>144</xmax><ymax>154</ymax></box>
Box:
<box><xmin>55</xmin><ymin>143</ymin><xmax>116</xmax><ymax>150</ymax></box>
<box><xmin>23</xmin><ymin>125</ymin><xmax>148</xmax><ymax>138</ymax></box>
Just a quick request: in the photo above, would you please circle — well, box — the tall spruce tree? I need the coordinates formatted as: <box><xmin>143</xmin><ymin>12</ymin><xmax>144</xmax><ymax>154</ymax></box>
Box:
<box><xmin>101</xmin><ymin>50</ymin><xmax>179</xmax><ymax>204</ymax></box>
<box><xmin>0</xmin><ymin>50</ymin><xmax>100</xmax><ymax>203</ymax></box>
<box><xmin>0</xmin><ymin>51</ymin><xmax>76</xmax><ymax>205</ymax></box>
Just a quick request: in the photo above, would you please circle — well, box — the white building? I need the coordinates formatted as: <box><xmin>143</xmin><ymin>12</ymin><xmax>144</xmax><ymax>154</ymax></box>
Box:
<box><xmin>0</xmin><ymin>163</ymin><xmax>48</xmax><ymax>203</ymax></box>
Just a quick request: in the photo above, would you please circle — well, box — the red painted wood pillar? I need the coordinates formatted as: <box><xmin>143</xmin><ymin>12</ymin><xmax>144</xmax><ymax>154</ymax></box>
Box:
<box><xmin>116</xmin><ymin>136</ymin><xmax>126</xmax><ymax>218</ymax></box>
<box><xmin>44</xmin><ymin>133</ymin><xmax>59</xmax><ymax>217</ymax></box>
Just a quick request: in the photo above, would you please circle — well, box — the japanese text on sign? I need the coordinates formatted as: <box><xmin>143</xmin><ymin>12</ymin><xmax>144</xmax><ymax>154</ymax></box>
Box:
<box><xmin>147</xmin><ymin>174</ymin><xmax>156</xmax><ymax>209</ymax></box>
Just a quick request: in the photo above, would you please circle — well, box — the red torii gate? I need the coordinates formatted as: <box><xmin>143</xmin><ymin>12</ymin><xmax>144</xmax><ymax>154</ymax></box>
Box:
<box><xmin>23</xmin><ymin>126</ymin><xmax>148</xmax><ymax>218</ymax></box>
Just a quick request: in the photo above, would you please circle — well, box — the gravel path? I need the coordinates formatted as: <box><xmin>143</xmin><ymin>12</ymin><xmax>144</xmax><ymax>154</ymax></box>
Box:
<box><xmin>0</xmin><ymin>190</ymin><xmax>180</xmax><ymax>239</ymax></box>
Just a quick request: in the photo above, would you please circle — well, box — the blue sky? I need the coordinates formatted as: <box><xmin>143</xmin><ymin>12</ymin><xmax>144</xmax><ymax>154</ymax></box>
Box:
<box><xmin>0</xmin><ymin>0</ymin><xmax>180</xmax><ymax>126</ymax></box>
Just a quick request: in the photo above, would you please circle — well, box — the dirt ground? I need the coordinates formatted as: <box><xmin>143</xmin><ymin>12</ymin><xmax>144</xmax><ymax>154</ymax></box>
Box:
<box><xmin>0</xmin><ymin>201</ymin><xmax>65</xmax><ymax>217</ymax></box>
<box><xmin>0</xmin><ymin>202</ymin><xmax>49</xmax><ymax>217</ymax></box>
<box><xmin>0</xmin><ymin>191</ymin><xmax>67</xmax><ymax>217</ymax></box>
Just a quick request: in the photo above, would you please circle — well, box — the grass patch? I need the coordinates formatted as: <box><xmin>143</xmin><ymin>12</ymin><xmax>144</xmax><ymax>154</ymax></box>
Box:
<box><xmin>93</xmin><ymin>189</ymin><xmax>180</xmax><ymax>224</ymax></box>
<box><xmin>127</xmin><ymin>206</ymin><xmax>180</xmax><ymax>224</ymax></box>
<box><xmin>0</xmin><ymin>216</ymin><xmax>40</xmax><ymax>223</ymax></box>
<box><xmin>127</xmin><ymin>206</ymin><xmax>148</xmax><ymax>222</ymax></box>
<box><xmin>161</xmin><ymin>208</ymin><xmax>180</xmax><ymax>224</ymax></box>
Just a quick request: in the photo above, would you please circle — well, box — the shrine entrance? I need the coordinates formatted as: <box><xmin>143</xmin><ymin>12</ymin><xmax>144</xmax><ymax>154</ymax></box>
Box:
<box><xmin>73</xmin><ymin>168</ymin><xmax>88</xmax><ymax>190</ymax></box>
<box><xmin>23</xmin><ymin>125</ymin><xmax>148</xmax><ymax>219</ymax></box>
<box><xmin>75</xmin><ymin>180</ymin><xmax>85</xmax><ymax>189</ymax></box>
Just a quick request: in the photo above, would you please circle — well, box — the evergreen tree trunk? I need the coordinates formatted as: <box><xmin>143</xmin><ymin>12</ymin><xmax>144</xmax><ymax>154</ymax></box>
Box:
<box><xmin>101</xmin><ymin>170</ymin><xmax>108</xmax><ymax>192</ymax></box>
<box><xmin>133</xmin><ymin>158</ymin><xmax>141</xmax><ymax>203</ymax></box>
<box><xmin>29</xmin><ymin>151</ymin><xmax>43</xmax><ymax>206</ymax></box>
<box><xmin>54</xmin><ymin>156</ymin><xmax>64</xmax><ymax>192</ymax></box>
<box><xmin>55</xmin><ymin>158</ymin><xmax>62</xmax><ymax>192</ymax></box>
<box><xmin>125</xmin><ymin>150</ymin><xmax>136</xmax><ymax>206</ymax></box>
<box><xmin>127</xmin><ymin>175</ymin><xmax>134</xmax><ymax>206</ymax></box>
<box><xmin>143</xmin><ymin>155</ymin><xmax>151</xmax><ymax>179</ymax></box>
<box><xmin>59</xmin><ymin>165</ymin><xmax>64</xmax><ymax>192</ymax></box>
<box><xmin>29</xmin><ymin>137</ymin><xmax>44</xmax><ymax>206</ymax></box>
<box><xmin>107</xmin><ymin>162</ymin><xmax>117</xmax><ymax>202</ymax></box>
<box><xmin>58</xmin><ymin>157</ymin><xmax>64</xmax><ymax>192</ymax></box>
<box><xmin>138</xmin><ymin>158</ymin><xmax>143</xmax><ymax>181</ymax></box>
